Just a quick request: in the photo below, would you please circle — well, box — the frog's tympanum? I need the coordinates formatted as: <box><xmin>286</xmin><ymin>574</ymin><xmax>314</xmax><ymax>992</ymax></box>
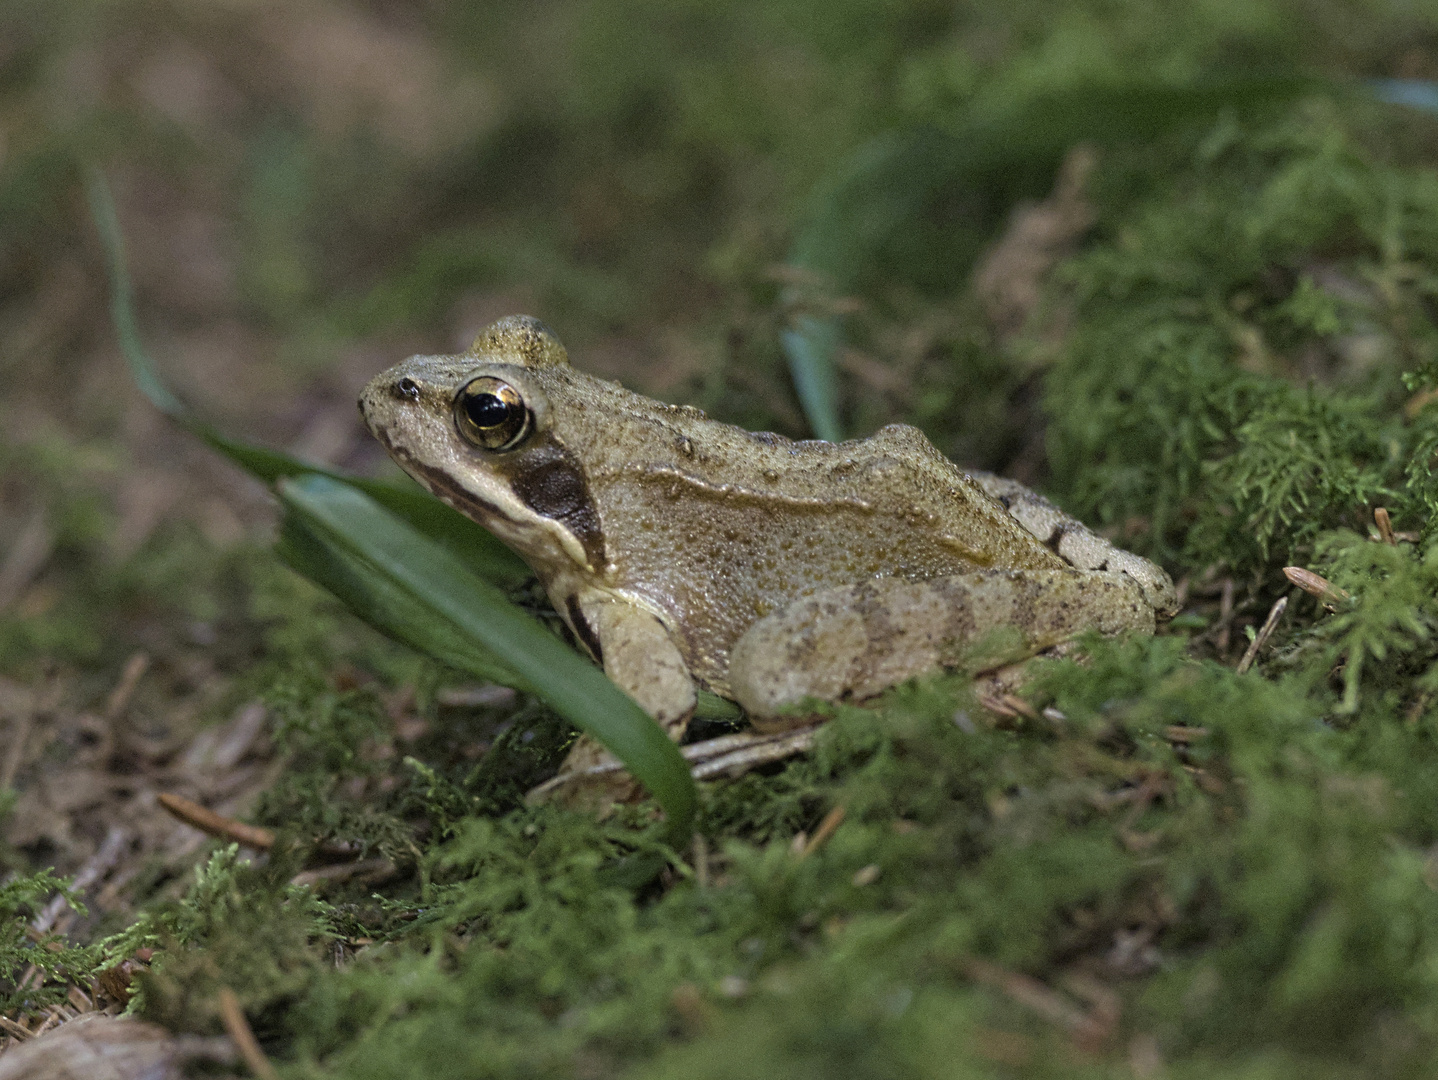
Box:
<box><xmin>360</xmin><ymin>317</ymin><xmax>1176</xmax><ymax>804</ymax></box>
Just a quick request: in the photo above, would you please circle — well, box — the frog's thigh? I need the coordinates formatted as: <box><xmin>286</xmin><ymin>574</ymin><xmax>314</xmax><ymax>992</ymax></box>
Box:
<box><xmin>729</xmin><ymin>569</ymin><xmax>1152</xmax><ymax>726</ymax></box>
<box><xmin>968</xmin><ymin>472</ymin><xmax>1178</xmax><ymax>616</ymax></box>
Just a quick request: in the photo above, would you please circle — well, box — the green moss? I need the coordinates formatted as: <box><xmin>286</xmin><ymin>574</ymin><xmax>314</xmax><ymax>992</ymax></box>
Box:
<box><xmin>0</xmin><ymin>870</ymin><xmax>98</xmax><ymax>1013</ymax></box>
<box><xmin>106</xmin><ymin>845</ymin><xmax>344</xmax><ymax>1034</ymax></box>
<box><xmin>1046</xmin><ymin>106</ymin><xmax>1438</xmax><ymax>574</ymax></box>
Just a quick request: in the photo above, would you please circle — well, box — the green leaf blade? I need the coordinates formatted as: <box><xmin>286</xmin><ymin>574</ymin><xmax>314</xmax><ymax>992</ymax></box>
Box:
<box><xmin>276</xmin><ymin>474</ymin><xmax>697</xmax><ymax>842</ymax></box>
<box><xmin>780</xmin><ymin>316</ymin><xmax>844</xmax><ymax>443</ymax></box>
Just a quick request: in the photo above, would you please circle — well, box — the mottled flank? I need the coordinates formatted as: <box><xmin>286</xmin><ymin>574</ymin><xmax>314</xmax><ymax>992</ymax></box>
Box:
<box><xmin>729</xmin><ymin>568</ymin><xmax>1152</xmax><ymax>723</ymax></box>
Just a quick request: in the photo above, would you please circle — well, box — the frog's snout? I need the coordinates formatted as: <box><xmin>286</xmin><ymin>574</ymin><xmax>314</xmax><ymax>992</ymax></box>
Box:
<box><xmin>356</xmin><ymin>376</ymin><xmax>383</xmax><ymax>433</ymax></box>
<box><xmin>357</xmin><ymin>370</ymin><xmax>410</xmax><ymax>441</ymax></box>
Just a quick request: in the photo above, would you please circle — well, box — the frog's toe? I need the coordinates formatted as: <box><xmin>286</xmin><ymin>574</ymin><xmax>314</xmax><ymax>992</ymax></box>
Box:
<box><xmin>1102</xmin><ymin>549</ymin><xmax>1178</xmax><ymax>616</ymax></box>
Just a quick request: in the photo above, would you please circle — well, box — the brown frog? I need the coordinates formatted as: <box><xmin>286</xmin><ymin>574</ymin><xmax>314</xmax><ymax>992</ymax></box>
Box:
<box><xmin>360</xmin><ymin>317</ymin><xmax>1176</xmax><ymax>800</ymax></box>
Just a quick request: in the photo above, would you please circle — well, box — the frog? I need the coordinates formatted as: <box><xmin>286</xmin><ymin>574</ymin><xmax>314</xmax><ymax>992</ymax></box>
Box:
<box><xmin>359</xmin><ymin>316</ymin><xmax>1177</xmax><ymax>803</ymax></box>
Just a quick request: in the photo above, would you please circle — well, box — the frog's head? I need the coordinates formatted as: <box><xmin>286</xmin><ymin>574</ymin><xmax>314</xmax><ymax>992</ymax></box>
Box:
<box><xmin>358</xmin><ymin>316</ymin><xmax>606</xmax><ymax>579</ymax></box>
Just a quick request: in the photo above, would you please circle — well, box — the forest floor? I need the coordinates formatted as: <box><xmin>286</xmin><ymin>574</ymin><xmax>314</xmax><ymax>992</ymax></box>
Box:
<box><xmin>5</xmin><ymin>2</ymin><xmax>1438</xmax><ymax>1077</ymax></box>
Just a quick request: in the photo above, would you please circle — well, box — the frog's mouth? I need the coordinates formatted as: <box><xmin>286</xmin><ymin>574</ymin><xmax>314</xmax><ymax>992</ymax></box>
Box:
<box><xmin>358</xmin><ymin>389</ymin><xmax>511</xmax><ymax>527</ymax></box>
<box><xmin>397</xmin><ymin>452</ymin><xmax>508</xmax><ymax>525</ymax></box>
<box><xmin>365</xmin><ymin>423</ymin><xmax>601</xmax><ymax>581</ymax></box>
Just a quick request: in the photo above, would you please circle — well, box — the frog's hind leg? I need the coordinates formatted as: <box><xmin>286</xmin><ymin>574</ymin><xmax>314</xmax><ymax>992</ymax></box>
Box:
<box><xmin>968</xmin><ymin>472</ymin><xmax>1178</xmax><ymax>616</ymax></box>
<box><xmin>526</xmin><ymin>598</ymin><xmax>696</xmax><ymax>810</ymax></box>
<box><xmin>728</xmin><ymin>569</ymin><xmax>1152</xmax><ymax>731</ymax></box>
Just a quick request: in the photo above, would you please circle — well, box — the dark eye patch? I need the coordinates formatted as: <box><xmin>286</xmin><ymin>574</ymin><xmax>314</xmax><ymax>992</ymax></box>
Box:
<box><xmin>510</xmin><ymin>456</ymin><xmax>605</xmax><ymax>568</ymax></box>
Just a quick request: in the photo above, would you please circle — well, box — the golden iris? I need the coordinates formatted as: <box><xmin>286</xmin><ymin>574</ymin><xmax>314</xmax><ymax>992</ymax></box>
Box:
<box><xmin>454</xmin><ymin>377</ymin><xmax>531</xmax><ymax>450</ymax></box>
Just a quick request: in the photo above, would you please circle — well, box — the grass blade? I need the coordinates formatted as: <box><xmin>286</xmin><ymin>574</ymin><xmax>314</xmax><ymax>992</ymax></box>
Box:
<box><xmin>780</xmin><ymin>316</ymin><xmax>843</xmax><ymax>443</ymax></box>
<box><xmin>276</xmin><ymin>503</ymin><xmax>533</xmax><ymax>692</ymax></box>
<box><xmin>84</xmin><ymin>166</ymin><xmax>186</xmax><ymax>420</ymax></box>
<box><xmin>277</xmin><ymin>475</ymin><xmax>697</xmax><ymax>841</ymax></box>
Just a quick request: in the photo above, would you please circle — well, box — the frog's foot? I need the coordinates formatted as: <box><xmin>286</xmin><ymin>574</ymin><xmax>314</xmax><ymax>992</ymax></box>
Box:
<box><xmin>968</xmin><ymin>472</ymin><xmax>1178</xmax><ymax>616</ymax></box>
<box><xmin>530</xmin><ymin>597</ymin><xmax>699</xmax><ymax>813</ymax></box>
<box><xmin>525</xmin><ymin>725</ymin><xmax>822</xmax><ymax>807</ymax></box>
<box><xmin>970</xmin><ymin>638</ymin><xmax>1086</xmax><ymax>701</ymax></box>
<box><xmin>528</xmin><ymin>733</ymin><xmax>647</xmax><ymax>813</ymax></box>
<box><xmin>729</xmin><ymin>569</ymin><xmax>1151</xmax><ymax>727</ymax></box>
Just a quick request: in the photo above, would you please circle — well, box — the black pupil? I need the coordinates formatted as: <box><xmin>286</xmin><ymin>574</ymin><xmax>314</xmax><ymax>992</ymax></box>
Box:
<box><xmin>466</xmin><ymin>392</ymin><xmax>513</xmax><ymax>429</ymax></box>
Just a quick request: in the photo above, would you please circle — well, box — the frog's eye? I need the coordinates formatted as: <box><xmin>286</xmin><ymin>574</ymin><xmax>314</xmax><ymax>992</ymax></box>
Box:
<box><xmin>454</xmin><ymin>377</ymin><xmax>533</xmax><ymax>451</ymax></box>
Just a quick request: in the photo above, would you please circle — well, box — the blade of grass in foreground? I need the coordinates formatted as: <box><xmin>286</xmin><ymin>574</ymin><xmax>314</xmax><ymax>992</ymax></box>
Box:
<box><xmin>275</xmin><ymin>496</ymin><xmax>533</xmax><ymax>693</ymax></box>
<box><xmin>277</xmin><ymin>474</ymin><xmax>696</xmax><ymax>843</ymax></box>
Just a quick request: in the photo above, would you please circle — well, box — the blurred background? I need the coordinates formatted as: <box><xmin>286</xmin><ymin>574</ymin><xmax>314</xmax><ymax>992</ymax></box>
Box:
<box><xmin>2</xmin><ymin>1</ymin><xmax>1435</xmax><ymax>564</ymax></box>
<box><xmin>3</xmin><ymin>0</ymin><xmax>1438</xmax><ymax>867</ymax></box>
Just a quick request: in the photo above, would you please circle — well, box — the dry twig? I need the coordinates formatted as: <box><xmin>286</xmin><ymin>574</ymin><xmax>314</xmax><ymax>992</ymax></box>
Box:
<box><xmin>961</xmin><ymin>958</ymin><xmax>1114</xmax><ymax>1049</ymax></box>
<box><xmin>1236</xmin><ymin>595</ymin><xmax>1288</xmax><ymax>675</ymax></box>
<box><xmin>1374</xmin><ymin>506</ymin><xmax>1397</xmax><ymax>545</ymax></box>
<box><xmin>217</xmin><ymin>987</ymin><xmax>279</xmax><ymax>1080</ymax></box>
<box><xmin>1283</xmin><ymin>566</ymin><xmax>1349</xmax><ymax>610</ymax></box>
<box><xmin>31</xmin><ymin>1010</ymin><xmax>61</xmax><ymax>1039</ymax></box>
<box><xmin>157</xmin><ymin>793</ymin><xmax>275</xmax><ymax>850</ymax></box>
<box><xmin>289</xmin><ymin>858</ymin><xmax>396</xmax><ymax>889</ymax></box>
<box><xmin>798</xmin><ymin>805</ymin><xmax>847</xmax><ymax>859</ymax></box>
<box><xmin>1215</xmin><ymin>578</ymin><xmax>1235</xmax><ymax>654</ymax></box>
<box><xmin>103</xmin><ymin>653</ymin><xmax>150</xmax><ymax>720</ymax></box>
<box><xmin>977</xmin><ymin>692</ymin><xmax>1038</xmax><ymax>721</ymax></box>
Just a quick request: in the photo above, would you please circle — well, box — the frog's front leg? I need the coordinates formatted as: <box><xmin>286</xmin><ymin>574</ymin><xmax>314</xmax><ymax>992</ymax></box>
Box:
<box><xmin>526</xmin><ymin>597</ymin><xmax>695</xmax><ymax>809</ymax></box>
<box><xmin>729</xmin><ymin>568</ymin><xmax>1154</xmax><ymax>731</ymax></box>
<box><xmin>576</xmin><ymin>595</ymin><xmax>697</xmax><ymax>735</ymax></box>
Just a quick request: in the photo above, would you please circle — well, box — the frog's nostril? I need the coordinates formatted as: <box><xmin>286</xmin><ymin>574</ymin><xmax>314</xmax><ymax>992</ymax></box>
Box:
<box><xmin>394</xmin><ymin>377</ymin><xmax>421</xmax><ymax>401</ymax></box>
